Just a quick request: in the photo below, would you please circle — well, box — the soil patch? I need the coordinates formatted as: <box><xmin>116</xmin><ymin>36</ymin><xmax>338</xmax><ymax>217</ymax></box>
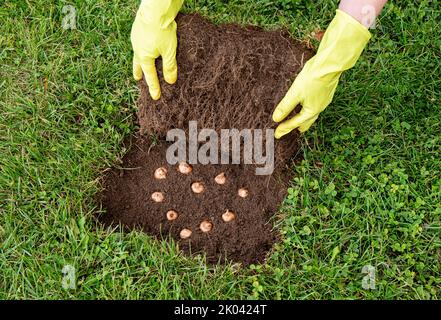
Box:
<box><xmin>100</xmin><ymin>138</ymin><xmax>287</xmax><ymax>265</ymax></box>
<box><xmin>137</xmin><ymin>13</ymin><xmax>314</xmax><ymax>170</ymax></box>
<box><xmin>99</xmin><ymin>14</ymin><xmax>314</xmax><ymax>265</ymax></box>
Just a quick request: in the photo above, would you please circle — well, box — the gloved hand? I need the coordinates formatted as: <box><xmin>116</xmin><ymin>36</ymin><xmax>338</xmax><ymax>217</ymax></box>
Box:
<box><xmin>131</xmin><ymin>0</ymin><xmax>184</xmax><ymax>100</ymax></box>
<box><xmin>272</xmin><ymin>9</ymin><xmax>371</xmax><ymax>138</ymax></box>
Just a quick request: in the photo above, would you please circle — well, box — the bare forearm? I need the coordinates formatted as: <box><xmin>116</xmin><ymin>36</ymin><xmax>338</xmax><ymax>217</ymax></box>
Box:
<box><xmin>339</xmin><ymin>0</ymin><xmax>387</xmax><ymax>27</ymax></box>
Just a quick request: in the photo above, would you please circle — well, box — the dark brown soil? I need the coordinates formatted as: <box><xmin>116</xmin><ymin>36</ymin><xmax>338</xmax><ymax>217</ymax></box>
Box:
<box><xmin>137</xmin><ymin>13</ymin><xmax>314</xmax><ymax>170</ymax></box>
<box><xmin>99</xmin><ymin>14</ymin><xmax>314</xmax><ymax>265</ymax></box>
<box><xmin>100</xmin><ymin>137</ymin><xmax>288</xmax><ymax>265</ymax></box>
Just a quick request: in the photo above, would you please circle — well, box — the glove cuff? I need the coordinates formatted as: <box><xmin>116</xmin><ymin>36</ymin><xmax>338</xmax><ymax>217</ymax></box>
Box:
<box><xmin>310</xmin><ymin>9</ymin><xmax>372</xmax><ymax>77</ymax></box>
<box><xmin>335</xmin><ymin>9</ymin><xmax>372</xmax><ymax>43</ymax></box>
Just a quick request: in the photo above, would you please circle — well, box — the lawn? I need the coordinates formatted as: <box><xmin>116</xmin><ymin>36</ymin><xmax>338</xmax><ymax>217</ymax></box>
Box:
<box><xmin>1</xmin><ymin>0</ymin><xmax>440</xmax><ymax>299</ymax></box>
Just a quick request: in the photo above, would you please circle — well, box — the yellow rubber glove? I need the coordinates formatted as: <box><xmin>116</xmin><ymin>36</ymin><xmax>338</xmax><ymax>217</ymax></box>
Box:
<box><xmin>131</xmin><ymin>0</ymin><xmax>184</xmax><ymax>100</ymax></box>
<box><xmin>272</xmin><ymin>9</ymin><xmax>371</xmax><ymax>138</ymax></box>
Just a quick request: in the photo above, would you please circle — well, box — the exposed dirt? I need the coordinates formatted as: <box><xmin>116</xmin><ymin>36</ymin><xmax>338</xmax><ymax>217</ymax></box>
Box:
<box><xmin>137</xmin><ymin>13</ymin><xmax>314</xmax><ymax>170</ymax></box>
<box><xmin>100</xmin><ymin>138</ymin><xmax>288</xmax><ymax>265</ymax></box>
<box><xmin>99</xmin><ymin>14</ymin><xmax>314</xmax><ymax>265</ymax></box>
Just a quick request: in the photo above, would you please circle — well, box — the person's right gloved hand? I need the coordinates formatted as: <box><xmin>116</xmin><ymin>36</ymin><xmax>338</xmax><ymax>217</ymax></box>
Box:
<box><xmin>131</xmin><ymin>0</ymin><xmax>184</xmax><ymax>100</ymax></box>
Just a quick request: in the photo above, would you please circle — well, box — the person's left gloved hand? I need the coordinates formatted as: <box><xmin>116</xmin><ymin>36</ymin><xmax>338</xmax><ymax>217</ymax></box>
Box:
<box><xmin>272</xmin><ymin>9</ymin><xmax>371</xmax><ymax>138</ymax></box>
<box><xmin>131</xmin><ymin>0</ymin><xmax>184</xmax><ymax>100</ymax></box>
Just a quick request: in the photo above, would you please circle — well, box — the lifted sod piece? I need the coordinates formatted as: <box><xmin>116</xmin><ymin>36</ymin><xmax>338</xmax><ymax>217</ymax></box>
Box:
<box><xmin>137</xmin><ymin>14</ymin><xmax>314</xmax><ymax>172</ymax></box>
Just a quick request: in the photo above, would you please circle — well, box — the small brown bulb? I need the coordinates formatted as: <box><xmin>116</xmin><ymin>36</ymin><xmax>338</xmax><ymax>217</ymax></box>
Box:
<box><xmin>191</xmin><ymin>182</ymin><xmax>205</xmax><ymax>194</ymax></box>
<box><xmin>151</xmin><ymin>192</ymin><xmax>165</xmax><ymax>203</ymax></box>
<box><xmin>178</xmin><ymin>162</ymin><xmax>193</xmax><ymax>175</ymax></box>
<box><xmin>222</xmin><ymin>210</ymin><xmax>236</xmax><ymax>222</ymax></box>
<box><xmin>154</xmin><ymin>167</ymin><xmax>167</xmax><ymax>180</ymax></box>
<box><xmin>166</xmin><ymin>210</ymin><xmax>178</xmax><ymax>221</ymax></box>
<box><xmin>238</xmin><ymin>188</ymin><xmax>249</xmax><ymax>198</ymax></box>
<box><xmin>200</xmin><ymin>220</ymin><xmax>213</xmax><ymax>233</ymax></box>
<box><xmin>180</xmin><ymin>228</ymin><xmax>192</xmax><ymax>239</ymax></box>
<box><xmin>214</xmin><ymin>172</ymin><xmax>226</xmax><ymax>185</ymax></box>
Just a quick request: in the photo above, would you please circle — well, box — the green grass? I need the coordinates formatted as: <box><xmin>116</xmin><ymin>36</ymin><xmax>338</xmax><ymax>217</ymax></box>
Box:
<box><xmin>1</xmin><ymin>0</ymin><xmax>440</xmax><ymax>299</ymax></box>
